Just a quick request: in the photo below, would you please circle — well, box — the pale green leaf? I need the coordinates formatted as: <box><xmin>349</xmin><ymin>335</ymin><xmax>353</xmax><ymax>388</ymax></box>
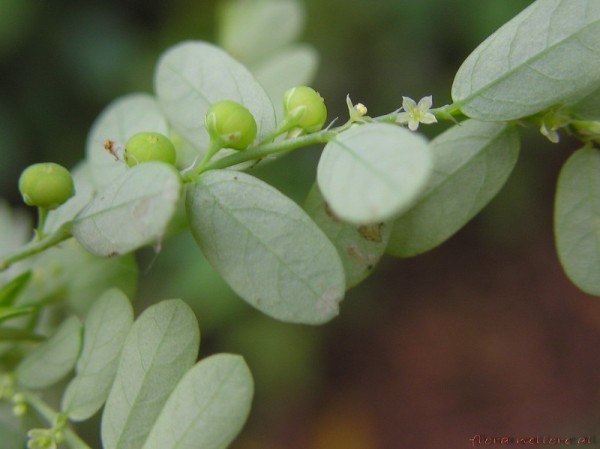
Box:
<box><xmin>58</xmin><ymin>241</ymin><xmax>138</xmax><ymax>316</ymax></box>
<box><xmin>388</xmin><ymin>120</ymin><xmax>520</xmax><ymax>257</ymax></box>
<box><xmin>570</xmin><ymin>85</ymin><xmax>600</xmax><ymax>120</ymax></box>
<box><xmin>142</xmin><ymin>354</ymin><xmax>253</xmax><ymax>449</ymax></box>
<box><xmin>254</xmin><ymin>44</ymin><xmax>319</xmax><ymax>121</ymax></box>
<box><xmin>317</xmin><ymin>123</ymin><xmax>432</xmax><ymax>225</ymax></box>
<box><xmin>304</xmin><ymin>184</ymin><xmax>391</xmax><ymax>289</ymax></box>
<box><xmin>16</xmin><ymin>316</ymin><xmax>82</xmax><ymax>389</ymax></box>
<box><xmin>452</xmin><ymin>0</ymin><xmax>600</xmax><ymax>121</ymax></box>
<box><xmin>72</xmin><ymin>162</ymin><xmax>182</xmax><ymax>257</ymax></box>
<box><xmin>62</xmin><ymin>289</ymin><xmax>133</xmax><ymax>421</ymax></box>
<box><xmin>154</xmin><ymin>41</ymin><xmax>276</xmax><ymax>155</ymax></box>
<box><xmin>186</xmin><ymin>170</ymin><xmax>345</xmax><ymax>324</ymax></box>
<box><xmin>101</xmin><ymin>299</ymin><xmax>200</xmax><ymax>449</ymax></box>
<box><xmin>44</xmin><ymin>162</ymin><xmax>96</xmax><ymax>235</ymax></box>
<box><xmin>555</xmin><ymin>147</ymin><xmax>600</xmax><ymax>295</ymax></box>
<box><xmin>218</xmin><ymin>0</ymin><xmax>305</xmax><ymax>66</ymax></box>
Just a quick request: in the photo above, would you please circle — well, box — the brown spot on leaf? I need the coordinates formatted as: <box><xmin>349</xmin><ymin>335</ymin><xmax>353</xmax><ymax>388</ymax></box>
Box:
<box><xmin>358</xmin><ymin>223</ymin><xmax>384</xmax><ymax>243</ymax></box>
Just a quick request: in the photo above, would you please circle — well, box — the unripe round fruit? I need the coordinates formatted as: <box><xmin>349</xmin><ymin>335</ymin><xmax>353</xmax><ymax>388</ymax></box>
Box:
<box><xmin>125</xmin><ymin>132</ymin><xmax>176</xmax><ymax>167</ymax></box>
<box><xmin>18</xmin><ymin>163</ymin><xmax>74</xmax><ymax>210</ymax></box>
<box><xmin>283</xmin><ymin>86</ymin><xmax>327</xmax><ymax>133</ymax></box>
<box><xmin>205</xmin><ymin>100</ymin><xmax>257</xmax><ymax>150</ymax></box>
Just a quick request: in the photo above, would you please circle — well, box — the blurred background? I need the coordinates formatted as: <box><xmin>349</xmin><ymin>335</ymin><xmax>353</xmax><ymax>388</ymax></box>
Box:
<box><xmin>1</xmin><ymin>0</ymin><xmax>599</xmax><ymax>447</ymax></box>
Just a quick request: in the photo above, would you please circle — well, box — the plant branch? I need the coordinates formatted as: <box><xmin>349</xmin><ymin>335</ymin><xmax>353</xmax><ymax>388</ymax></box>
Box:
<box><xmin>0</xmin><ymin>224</ymin><xmax>72</xmax><ymax>272</ymax></box>
<box><xmin>200</xmin><ymin>129</ymin><xmax>336</xmax><ymax>172</ymax></box>
<box><xmin>21</xmin><ymin>391</ymin><xmax>92</xmax><ymax>449</ymax></box>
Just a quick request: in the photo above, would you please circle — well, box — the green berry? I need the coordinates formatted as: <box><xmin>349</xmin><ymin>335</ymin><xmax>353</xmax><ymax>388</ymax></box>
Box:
<box><xmin>283</xmin><ymin>86</ymin><xmax>327</xmax><ymax>133</ymax></box>
<box><xmin>205</xmin><ymin>100</ymin><xmax>257</xmax><ymax>150</ymax></box>
<box><xmin>18</xmin><ymin>163</ymin><xmax>74</xmax><ymax>210</ymax></box>
<box><xmin>125</xmin><ymin>132</ymin><xmax>176</xmax><ymax>167</ymax></box>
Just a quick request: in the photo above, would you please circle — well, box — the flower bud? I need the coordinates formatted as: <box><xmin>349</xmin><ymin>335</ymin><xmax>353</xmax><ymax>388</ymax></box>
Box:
<box><xmin>125</xmin><ymin>132</ymin><xmax>176</xmax><ymax>167</ymax></box>
<box><xmin>18</xmin><ymin>163</ymin><xmax>74</xmax><ymax>210</ymax></box>
<box><xmin>205</xmin><ymin>100</ymin><xmax>257</xmax><ymax>150</ymax></box>
<box><xmin>283</xmin><ymin>86</ymin><xmax>327</xmax><ymax>133</ymax></box>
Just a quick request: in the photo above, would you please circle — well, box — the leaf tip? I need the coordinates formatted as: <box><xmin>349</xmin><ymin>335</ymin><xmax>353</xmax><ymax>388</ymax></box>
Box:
<box><xmin>316</xmin><ymin>287</ymin><xmax>343</xmax><ymax>320</ymax></box>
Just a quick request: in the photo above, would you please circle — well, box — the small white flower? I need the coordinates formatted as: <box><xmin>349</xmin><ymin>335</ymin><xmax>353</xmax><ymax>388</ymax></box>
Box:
<box><xmin>346</xmin><ymin>95</ymin><xmax>369</xmax><ymax>123</ymax></box>
<box><xmin>396</xmin><ymin>95</ymin><xmax>437</xmax><ymax>131</ymax></box>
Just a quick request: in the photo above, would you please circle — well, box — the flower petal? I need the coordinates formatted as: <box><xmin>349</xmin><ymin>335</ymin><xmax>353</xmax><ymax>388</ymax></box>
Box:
<box><xmin>419</xmin><ymin>112</ymin><xmax>438</xmax><ymax>125</ymax></box>
<box><xmin>408</xmin><ymin>119</ymin><xmax>420</xmax><ymax>131</ymax></box>
<box><xmin>417</xmin><ymin>95</ymin><xmax>433</xmax><ymax>110</ymax></box>
<box><xmin>346</xmin><ymin>94</ymin><xmax>354</xmax><ymax>110</ymax></box>
<box><xmin>402</xmin><ymin>96</ymin><xmax>417</xmax><ymax>112</ymax></box>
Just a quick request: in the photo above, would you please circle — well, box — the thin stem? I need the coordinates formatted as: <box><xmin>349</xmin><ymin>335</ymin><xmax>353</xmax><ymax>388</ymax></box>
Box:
<box><xmin>193</xmin><ymin>105</ymin><xmax>451</xmax><ymax>176</ymax></box>
<box><xmin>0</xmin><ymin>224</ymin><xmax>72</xmax><ymax>272</ymax></box>
<box><xmin>258</xmin><ymin>112</ymin><xmax>305</xmax><ymax>145</ymax></box>
<box><xmin>196</xmin><ymin>139</ymin><xmax>224</xmax><ymax>172</ymax></box>
<box><xmin>21</xmin><ymin>391</ymin><xmax>92</xmax><ymax>449</ymax></box>
<box><xmin>258</xmin><ymin>122</ymin><xmax>293</xmax><ymax>145</ymax></box>
<box><xmin>35</xmin><ymin>208</ymin><xmax>49</xmax><ymax>241</ymax></box>
<box><xmin>201</xmin><ymin>129</ymin><xmax>335</xmax><ymax>173</ymax></box>
<box><xmin>430</xmin><ymin>103</ymin><xmax>464</xmax><ymax>122</ymax></box>
<box><xmin>373</xmin><ymin>111</ymin><xmax>400</xmax><ymax>124</ymax></box>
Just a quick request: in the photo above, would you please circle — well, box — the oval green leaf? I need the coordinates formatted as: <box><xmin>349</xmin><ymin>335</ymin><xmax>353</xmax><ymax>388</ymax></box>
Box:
<box><xmin>317</xmin><ymin>123</ymin><xmax>432</xmax><ymax>225</ymax></box>
<box><xmin>254</xmin><ymin>45</ymin><xmax>319</xmax><ymax>122</ymax></box>
<box><xmin>186</xmin><ymin>170</ymin><xmax>345</xmax><ymax>324</ymax></box>
<box><xmin>86</xmin><ymin>93</ymin><xmax>169</xmax><ymax>189</ymax></box>
<box><xmin>72</xmin><ymin>162</ymin><xmax>182</xmax><ymax>257</ymax></box>
<box><xmin>555</xmin><ymin>147</ymin><xmax>600</xmax><ymax>295</ymax></box>
<box><xmin>388</xmin><ymin>120</ymin><xmax>520</xmax><ymax>257</ymax></box>
<box><xmin>142</xmin><ymin>354</ymin><xmax>253</xmax><ymax>449</ymax></box>
<box><xmin>16</xmin><ymin>316</ymin><xmax>82</xmax><ymax>389</ymax></box>
<box><xmin>218</xmin><ymin>0</ymin><xmax>305</xmax><ymax>67</ymax></box>
<box><xmin>101</xmin><ymin>299</ymin><xmax>200</xmax><ymax>449</ymax></box>
<box><xmin>452</xmin><ymin>0</ymin><xmax>600</xmax><ymax>121</ymax></box>
<box><xmin>304</xmin><ymin>184</ymin><xmax>391</xmax><ymax>289</ymax></box>
<box><xmin>62</xmin><ymin>289</ymin><xmax>134</xmax><ymax>421</ymax></box>
<box><xmin>154</xmin><ymin>41</ymin><xmax>276</xmax><ymax>154</ymax></box>
<box><xmin>570</xmin><ymin>85</ymin><xmax>600</xmax><ymax>121</ymax></box>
